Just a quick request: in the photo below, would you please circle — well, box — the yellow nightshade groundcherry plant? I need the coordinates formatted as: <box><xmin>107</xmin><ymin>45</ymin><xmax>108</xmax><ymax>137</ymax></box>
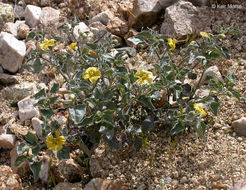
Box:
<box><xmin>17</xmin><ymin>21</ymin><xmax>242</xmax><ymax>183</ymax></box>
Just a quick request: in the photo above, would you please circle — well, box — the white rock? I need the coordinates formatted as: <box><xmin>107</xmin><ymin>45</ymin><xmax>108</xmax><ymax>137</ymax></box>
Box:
<box><xmin>40</xmin><ymin>7</ymin><xmax>60</xmax><ymax>26</ymax></box>
<box><xmin>88</xmin><ymin>10</ymin><xmax>114</xmax><ymax>26</ymax></box>
<box><xmin>129</xmin><ymin>0</ymin><xmax>163</xmax><ymax>29</ymax></box>
<box><xmin>0</xmin><ymin>134</ymin><xmax>15</xmax><ymax>149</ymax></box>
<box><xmin>2</xmin><ymin>21</ymin><xmax>25</xmax><ymax>37</ymax></box>
<box><xmin>25</xmin><ymin>5</ymin><xmax>42</xmax><ymax>28</ymax></box>
<box><xmin>160</xmin><ymin>0</ymin><xmax>211</xmax><ymax>39</ymax></box>
<box><xmin>18</xmin><ymin>96</ymin><xmax>38</xmax><ymax>122</ymax></box>
<box><xmin>200</xmin><ymin>66</ymin><xmax>223</xmax><ymax>84</ymax></box>
<box><xmin>0</xmin><ymin>2</ymin><xmax>14</xmax><ymax>30</ymax></box>
<box><xmin>39</xmin><ymin>155</ymin><xmax>50</xmax><ymax>183</ymax></box>
<box><xmin>232</xmin><ymin>117</ymin><xmax>246</xmax><ymax>137</ymax></box>
<box><xmin>14</xmin><ymin>5</ymin><xmax>26</xmax><ymax>19</ymax></box>
<box><xmin>73</xmin><ymin>22</ymin><xmax>92</xmax><ymax>41</ymax></box>
<box><xmin>0</xmin><ymin>32</ymin><xmax>26</xmax><ymax>73</ymax></box>
<box><xmin>32</xmin><ymin>117</ymin><xmax>43</xmax><ymax>140</ymax></box>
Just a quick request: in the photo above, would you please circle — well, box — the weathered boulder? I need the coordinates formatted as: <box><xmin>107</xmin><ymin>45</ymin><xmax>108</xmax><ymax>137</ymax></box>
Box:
<box><xmin>0</xmin><ymin>165</ymin><xmax>22</xmax><ymax>190</ymax></box>
<box><xmin>0</xmin><ymin>32</ymin><xmax>26</xmax><ymax>73</ymax></box>
<box><xmin>106</xmin><ymin>17</ymin><xmax>128</xmax><ymax>37</ymax></box>
<box><xmin>84</xmin><ymin>178</ymin><xmax>130</xmax><ymax>190</ymax></box>
<box><xmin>73</xmin><ymin>22</ymin><xmax>93</xmax><ymax>41</ymax></box>
<box><xmin>1</xmin><ymin>81</ymin><xmax>46</xmax><ymax>103</ymax></box>
<box><xmin>25</xmin><ymin>5</ymin><xmax>42</xmax><ymax>28</ymax></box>
<box><xmin>40</xmin><ymin>7</ymin><xmax>60</xmax><ymax>26</ymax></box>
<box><xmin>89</xmin><ymin>10</ymin><xmax>114</xmax><ymax>26</ymax></box>
<box><xmin>160</xmin><ymin>0</ymin><xmax>211</xmax><ymax>39</ymax></box>
<box><xmin>18</xmin><ymin>96</ymin><xmax>39</xmax><ymax>122</ymax></box>
<box><xmin>232</xmin><ymin>117</ymin><xmax>246</xmax><ymax>137</ymax></box>
<box><xmin>128</xmin><ymin>0</ymin><xmax>163</xmax><ymax>29</ymax></box>
<box><xmin>57</xmin><ymin>159</ymin><xmax>84</xmax><ymax>183</ymax></box>
<box><xmin>0</xmin><ymin>134</ymin><xmax>15</xmax><ymax>149</ymax></box>
<box><xmin>0</xmin><ymin>2</ymin><xmax>14</xmax><ymax>31</ymax></box>
<box><xmin>0</xmin><ymin>73</ymin><xmax>19</xmax><ymax>84</ymax></box>
<box><xmin>17</xmin><ymin>23</ymin><xmax>30</xmax><ymax>40</ymax></box>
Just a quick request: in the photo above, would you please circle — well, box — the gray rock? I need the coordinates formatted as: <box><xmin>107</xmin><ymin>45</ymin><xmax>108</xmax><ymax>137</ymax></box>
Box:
<box><xmin>128</xmin><ymin>0</ymin><xmax>163</xmax><ymax>29</ymax></box>
<box><xmin>231</xmin><ymin>180</ymin><xmax>246</xmax><ymax>190</ymax></box>
<box><xmin>88</xmin><ymin>10</ymin><xmax>114</xmax><ymax>26</ymax></box>
<box><xmin>25</xmin><ymin>5</ymin><xmax>42</xmax><ymax>28</ymax></box>
<box><xmin>14</xmin><ymin>5</ymin><xmax>25</xmax><ymax>19</ymax></box>
<box><xmin>53</xmin><ymin>182</ymin><xmax>83</xmax><ymax>190</ymax></box>
<box><xmin>0</xmin><ymin>2</ymin><xmax>14</xmax><ymax>31</ymax></box>
<box><xmin>0</xmin><ymin>73</ymin><xmax>19</xmax><ymax>84</ymax></box>
<box><xmin>158</xmin><ymin>0</ymin><xmax>179</xmax><ymax>7</ymax></box>
<box><xmin>106</xmin><ymin>17</ymin><xmax>128</xmax><ymax>37</ymax></box>
<box><xmin>0</xmin><ymin>134</ymin><xmax>15</xmax><ymax>149</ymax></box>
<box><xmin>73</xmin><ymin>22</ymin><xmax>93</xmax><ymax>41</ymax></box>
<box><xmin>160</xmin><ymin>0</ymin><xmax>211</xmax><ymax>39</ymax></box>
<box><xmin>0</xmin><ymin>32</ymin><xmax>26</xmax><ymax>73</ymax></box>
<box><xmin>2</xmin><ymin>21</ymin><xmax>25</xmax><ymax>37</ymax></box>
<box><xmin>0</xmin><ymin>66</ymin><xmax>3</xmax><ymax>73</ymax></box>
<box><xmin>18</xmin><ymin>96</ymin><xmax>39</xmax><ymax>122</ymax></box>
<box><xmin>40</xmin><ymin>7</ymin><xmax>60</xmax><ymax>26</ymax></box>
<box><xmin>232</xmin><ymin>117</ymin><xmax>246</xmax><ymax>137</ymax></box>
<box><xmin>84</xmin><ymin>178</ymin><xmax>130</xmax><ymax>190</ymax></box>
<box><xmin>1</xmin><ymin>81</ymin><xmax>46</xmax><ymax>103</ymax></box>
<box><xmin>0</xmin><ymin>166</ymin><xmax>22</xmax><ymax>190</ymax></box>
<box><xmin>200</xmin><ymin>66</ymin><xmax>223</xmax><ymax>84</ymax></box>
<box><xmin>39</xmin><ymin>155</ymin><xmax>50</xmax><ymax>183</ymax></box>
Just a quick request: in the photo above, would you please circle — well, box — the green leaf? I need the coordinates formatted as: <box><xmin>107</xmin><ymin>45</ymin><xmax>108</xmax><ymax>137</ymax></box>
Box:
<box><xmin>142</xmin><ymin>117</ymin><xmax>154</xmax><ymax>132</ymax></box>
<box><xmin>57</xmin><ymin>146</ymin><xmax>70</xmax><ymax>160</ymax></box>
<box><xmin>103</xmin><ymin>136</ymin><xmax>119</xmax><ymax>150</ymax></box>
<box><xmin>40</xmin><ymin>108</ymin><xmax>54</xmax><ymax>121</ymax></box>
<box><xmin>68</xmin><ymin>105</ymin><xmax>86</xmax><ymax>124</ymax></box>
<box><xmin>17</xmin><ymin>143</ymin><xmax>26</xmax><ymax>155</ymax></box>
<box><xmin>33</xmin><ymin>89</ymin><xmax>46</xmax><ymax>99</ymax></box>
<box><xmin>80</xmin><ymin>115</ymin><xmax>95</xmax><ymax>127</ymax></box>
<box><xmin>30</xmin><ymin>161</ymin><xmax>42</xmax><ymax>182</ymax></box>
<box><xmin>50</xmin><ymin>119</ymin><xmax>62</xmax><ymax>130</ymax></box>
<box><xmin>33</xmin><ymin>58</ymin><xmax>44</xmax><ymax>73</ymax></box>
<box><xmin>99</xmin><ymin>126</ymin><xmax>114</xmax><ymax>140</ymax></box>
<box><xmin>26</xmin><ymin>132</ymin><xmax>38</xmax><ymax>145</ymax></box>
<box><xmin>182</xmin><ymin>84</ymin><xmax>191</xmax><ymax>97</ymax></box>
<box><xmin>50</xmin><ymin>83</ymin><xmax>59</xmax><ymax>94</ymax></box>
<box><xmin>32</xmin><ymin>145</ymin><xmax>40</xmax><ymax>156</ymax></box>
<box><xmin>194</xmin><ymin>118</ymin><xmax>206</xmax><ymax>138</ymax></box>
<box><xmin>138</xmin><ymin>96</ymin><xmax>155</xmax><ymax>109</ymax></box>
<box><xmin>127</xmin><ymin>37</ymin><xmax>143</xmax><ymax>45</ymax></box>
<box><xmin>209</xmin><ymin>102</ymin><xmax>219</xmax><ymax>116</ymax></box>
<box><xmin>15</xmin><ymin>155</ymin><xmax>27</xmax><ymax>167</ymax></box>
<box><xmin>188</xmin><ymin>72</ymin><xmax>197</xmax><ymax>80</ymax></box>
<box><xmin>170</xmin><ymin>122</ymin><xmax>185</xmax><ymax>135</ymax></box>
<box><xmin>47</xmin><ymin>96</ymin><xmax>59</xmax><ymax>105</ymax></box>
<box><xmin>26</xmin><ymin>32</ymin><xmax>36</xmax><ymax>41</ymax></box>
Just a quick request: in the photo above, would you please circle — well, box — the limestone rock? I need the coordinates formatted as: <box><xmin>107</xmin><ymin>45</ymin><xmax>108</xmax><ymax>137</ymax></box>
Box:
<box><xmin>201</xmin><ymin>66</ymin><xmax>223</xmax><ymax>84</ymax></box>
<box><xmin>57</xmin><ymin>159</ymin><xmax>84</xmax><ymax>183</ymax></box>
<box><xmin>18</xmin><ymin>96</ymin><xmax>38</xmax><ymax>122</ymax></box>
<box><xmin>1</xmin><ymin>81</ymin><xmax>46</xmax><ymax>103</ymax></box>
<box><xmin>2</xmin><ymin>22</ymin><xmax>18</xmax><ymax>37</ymax></box>
<box><xmin>0</xmin><ymin>73</ymin><xmax>19</xmax><ymax>84</ymax></box>
<box><xmin>160</xmin><ymin>0</ymin><xmax>211</xmax><ymax>39</ymax></box>
<box><xmin>0</xmin><ymin>165</ymin><xmax>22</xmax><ymax>190</ymax></box>
<box><xmin>40</xmin><ymin>7</ymin><xmax>60</xmax><ymax>26</ymax></box>
<box><xmin>106</xmin><ymin>17</ymin><xmax>128</xmax><ymax>37</ymax></box>
<box><xmin>84</xmin><ymin>178</ymin><xmax>130</xmax><ymax>190</ymax></box>
<box><xmin>89</xmin><ymin>10</ymin><xmax>114</xmax><ymax>26</ymax></box>
<box><xmin>54</xmin><ymin>182</ymin><xmax>83</xmax><ymax>190</ymax></box>
<box><xmin>232</xmin><ymin>117</ymin><xmax>246</xmax><ymax>137</ymax></box>
<box><xmin>17</xmin><ymin>23</ymin><xmax>30</xmax><ymax>40</ymax></box>
<box><xmin>32</xmin><ymin>117</ymin><xmax>44</xmax><ymax>140</ymax></box>
<box><xmin>14</xmin><ymin>5</ymin><xmax>25</xmax><ymax>19</ymax></box>
<box><xmin>0</xmin><ymin>32</ymin><xmax>26</xmax><ymax>73</ymax></box>
<box><xmin>0</xmin><ymin>134</ymin><xmax>15</xmax><ymax>149</ymax></box>
<box><xmin>128</xmin><ymin>0</ymin><xmax>163</xmax><ymax>29</ymax></box>
<box><xmin>0</xmin><ymin>2</ymin><xmax>14</xmax><ymax>31</ymax></box>
<box><xmin>25</xmin><ymin>5</ymin><xmax>42</xmax><ymax>28</ymax></box>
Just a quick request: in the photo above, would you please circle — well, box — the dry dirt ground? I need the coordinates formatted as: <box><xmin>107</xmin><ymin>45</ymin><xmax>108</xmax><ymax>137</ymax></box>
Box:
<box><xmin>0</xmin><ymin>0</ymin><xmax>246</xmax><ymax>189</ymax></box>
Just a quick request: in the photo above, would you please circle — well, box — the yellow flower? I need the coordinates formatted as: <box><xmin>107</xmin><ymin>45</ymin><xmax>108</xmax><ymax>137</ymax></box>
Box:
<box><xmin>200</xmin><ymin>32</ymin><xmax>210</xmax><ymax>39</ymax></box>
<box><xmin>69</xmin><ymin>42</ymin><xmax>77</xmax><ymax>51</ymax></box>
<box><xmin>46</xmin><ymin>130</ymin><xmax>66</xmax><ymax>152</ymax></box>
<box><xmin>134</xmin><ymin>69</ymin><xmax>154</xmax><ymax>86</ymax></box>
<box><xmin>82</xmin><ymin>67</ymin><xmax>101</xmax><ymax>83</ymax></box>
<box><xmin>194</xmin><ymin>103</ymin><xmax>207</xmax><ymax>117</ymax></box>
<box><xmin>168</xmin><ymin>38</ymin><xmax>178</xmax><ymax>50</ymax></box>
<box><xmin>40</xmin><ymin>39</ymin><xmax>56</xmax><ymax>50</ymax></box>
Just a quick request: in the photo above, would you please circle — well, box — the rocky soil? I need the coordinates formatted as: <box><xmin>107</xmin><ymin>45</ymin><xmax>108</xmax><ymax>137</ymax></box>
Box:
<box><xmin>0</xmin><ymin>0</ymin><xmax>246</xmax><ymax>189</ymax></box>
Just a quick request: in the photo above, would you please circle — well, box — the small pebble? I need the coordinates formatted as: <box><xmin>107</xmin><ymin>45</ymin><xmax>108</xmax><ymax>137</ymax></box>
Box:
<box><xmin>238</xmin><ymin>137</ymin><xmax>243</xmax><ymax>142</ymax></box>
<box><xmin>180</xmin><ymin>176</ymin><xmax>188</xmax><ymax>184</ymax></box>
<box><xmin>171</xmin><ymin>180</ymin><xmax>179</xmax><ymax>186</ymax></box>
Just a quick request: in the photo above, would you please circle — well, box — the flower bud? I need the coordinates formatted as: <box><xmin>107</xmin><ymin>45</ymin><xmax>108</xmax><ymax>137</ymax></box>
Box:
<box><xmin>69</xmin><ymin>94</ymin><xmax>76</xmax><ymax>100</ymax></box>
<box><xmin>219</xmin><ymin>34</ymin><xmax>226</xmax><ymax>39</ymax></box>
<box><xmin>82</xmin><ymin>33</ymin><xmax>87</xmax><ymax>38</ymax></box>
